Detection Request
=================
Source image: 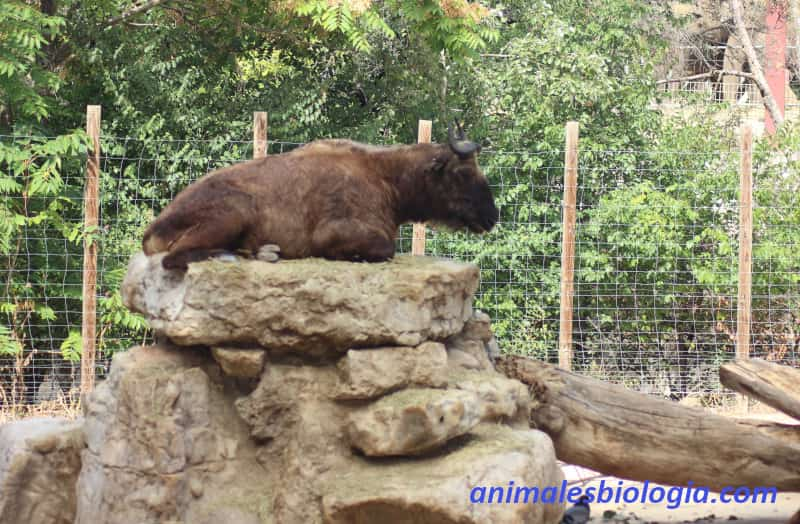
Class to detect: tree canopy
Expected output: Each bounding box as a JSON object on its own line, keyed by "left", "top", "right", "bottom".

{"left": 3, "top": 0, "right": 800, "bottom": 404}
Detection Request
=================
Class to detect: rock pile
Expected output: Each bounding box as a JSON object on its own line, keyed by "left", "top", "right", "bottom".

{"left": 0, "top": 253, "right": 564, "bottom": 524}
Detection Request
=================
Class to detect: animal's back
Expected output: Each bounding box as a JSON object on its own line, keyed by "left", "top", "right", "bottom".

{"left": 142, "top": 141, "right": 387, "bottom": 260}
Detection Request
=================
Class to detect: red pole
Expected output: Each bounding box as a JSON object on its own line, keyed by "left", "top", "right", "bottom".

{"left": 765, "top": 0, "right": 787, "bottom": 134}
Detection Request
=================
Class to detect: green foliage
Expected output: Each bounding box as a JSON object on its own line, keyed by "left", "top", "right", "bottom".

{"left": 0, "top": 2, "right": 64, "bottom": 123}
{"left": 59, "top": 331, "right": 82, "bottom": 362}
{"left": 0, "top": 3, "right": 90, "bottom": 402}
{"left": 4, "top": 0, "right": 800, "bottom": 404}
{"left": 461, "top": 0, "right": 664, "bottom": 152}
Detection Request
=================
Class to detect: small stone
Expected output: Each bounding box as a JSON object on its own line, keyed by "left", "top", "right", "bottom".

{"left": 463, "top": 310, "right": 493, "bottom": 342}
{"left": 347, "top": 388, "right": 481, "bottom": 456}
{"left": 211, "top": 347, "right": 266, "bottom": 378}
{"left": 446, "top": 312, "right": 496, "bottom": 372}
{"left": 449, "top": 369, "right": 529, "bottom": 422}
{"left": 256, "top": 244, "right": 280, "bottom": 263}
{"left": 189, "top": 476, "right": 204, "bottom": 498}
{"left": 335, "top": 342, "right": 448, "bottom": 400}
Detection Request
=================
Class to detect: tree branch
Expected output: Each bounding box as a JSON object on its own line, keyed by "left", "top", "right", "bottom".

{"left": 657, "top": 69, "right": 755, "bottom": 85}
{"left": 102, "top": 0, "right": 173, "bottom": 29}
{"left": 730, "top": 0, "right": 785, "bottom": 128}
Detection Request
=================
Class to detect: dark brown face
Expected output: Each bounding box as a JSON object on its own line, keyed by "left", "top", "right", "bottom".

{"left": 437, "top": 155, "right": 499, "bottom": 234}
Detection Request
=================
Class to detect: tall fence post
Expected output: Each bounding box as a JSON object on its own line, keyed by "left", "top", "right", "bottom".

{"left": 412, "top": 119, "right": 432, "bottom": 256}
{"left": 559, "top": 121, "right": 579, "bottom": 370}
{"left": 81, "top": 105, "right": 101, "bottom": 395}
{"left": 737, "top": 122, "right": 754, "bottom": 367}
{"left": 254, "top": 111, "right": 268, "bottom": 159}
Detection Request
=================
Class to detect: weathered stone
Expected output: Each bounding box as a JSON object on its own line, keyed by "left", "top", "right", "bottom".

{"left": 334, "top": 342, "right": 448, "bottom": 400}
{"left": 446, "top": 348, "right": 483, "bottom": 370}
{"left": 211, "top": 347, "right": 266, "bottom": 378}
{"left": 446, "top": 330, "right": 494, "bottom": 372}
{"left": 38, "top": 253, "right": 566, "bottom": 524}
{"left": 347, "top": 388, "right": 481, "bottom": 456}
{"left": 323, "top": 424, "right": 565, "bottom": 524}
{"left": 122, "top": 252, "right": 478, "bottom": 356}
{"left": 485, "top": 336, "right": 501, "bottom": 361}
{"left": 463, "top": 310, "right": 493, "bottom": 342}
{"left": 75, "top": 345, "right": 273, "bottom": 524}
{"left": 449, "top": 368, "right": 529, "bottom": 423}
{"left": 234, "top": 362, "right": 342, "bottom": 441}
{"left": 233, "top": 361, "right": 355, "bottom": 524}
{"left": 0, "top": 417, "right": 83, "bottom": 524}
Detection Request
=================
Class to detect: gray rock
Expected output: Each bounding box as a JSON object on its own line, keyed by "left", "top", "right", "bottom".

{"left": 123, "top": 252, "right": 479, "bottom": 356}
{"left": 0, "top": 417, "right": 83, "bottom": 524}
{"left": 464, "top": 309, "right": 494, "bottom": 342}
{"left": 445, "top": 311, "right": 497, "bottom": 372}
{"left": 58, "top": 255, "right": 563, "bottom": 524}
{"left": 449, "top": 368, "right": 529, "bottom": 423}
{"left": 334, "top": 342, "right": 448, "bottom": 400}
{"left": 75, "top": 345, "right": 273, "bottom": 524}
{"left": 346, "top": 388, "right": 482, "bottom": 456}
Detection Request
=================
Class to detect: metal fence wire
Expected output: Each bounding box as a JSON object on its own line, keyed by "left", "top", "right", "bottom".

{"left": 1, "top": 133, "right": 799, "bottom": 409}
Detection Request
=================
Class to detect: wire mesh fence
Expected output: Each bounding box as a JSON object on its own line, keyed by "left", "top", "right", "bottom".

{"left": 2, "top": 130, "right": 799, "bottom": 411}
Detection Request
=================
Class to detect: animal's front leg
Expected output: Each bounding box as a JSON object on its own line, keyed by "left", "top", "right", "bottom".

{"left": 311, "top": 220, "right": 395, "bottom": 262}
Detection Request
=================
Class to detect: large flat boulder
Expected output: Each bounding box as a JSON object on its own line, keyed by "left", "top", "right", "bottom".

{"left": 322, "top": 424, "right": 565, "bottom": 524}
{"left": 122, "top": 252, "right": 479, "bottom": 356}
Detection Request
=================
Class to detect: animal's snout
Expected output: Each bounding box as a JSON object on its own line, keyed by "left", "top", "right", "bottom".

{"left": 486, "top": 203, "right": 499, "bottom": 230}
{"left": 479, "top": 201, "right": 499, "bottom": 232}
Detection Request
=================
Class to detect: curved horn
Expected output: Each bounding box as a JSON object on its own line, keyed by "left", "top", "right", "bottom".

{"left": 448, "top": 120, "right": 480, "bottom": 158}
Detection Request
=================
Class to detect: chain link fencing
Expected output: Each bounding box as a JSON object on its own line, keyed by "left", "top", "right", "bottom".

{"left": 2, "top": 133, "right": 798, "bottom": 412}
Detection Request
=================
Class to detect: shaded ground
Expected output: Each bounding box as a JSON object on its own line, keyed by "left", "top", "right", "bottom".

{"left": 561, "top": 468, "right": 797, "bottom": 524}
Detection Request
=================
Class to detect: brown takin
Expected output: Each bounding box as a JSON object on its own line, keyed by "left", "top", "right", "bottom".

{"left": 142, "top": 124, "right": 499, "bottom": 270}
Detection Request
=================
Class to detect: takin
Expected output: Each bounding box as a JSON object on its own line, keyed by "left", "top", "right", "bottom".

{"left": 142, "top": 125, "right": 499, "bottom": 270}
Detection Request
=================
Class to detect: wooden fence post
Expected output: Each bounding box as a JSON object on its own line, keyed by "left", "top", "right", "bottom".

{"left": 254, "top": 111, "right": 268, "bottom": 159}
{"left": 737, "top": 122, "right": 754, "bottom": 371}
{"left": 558, "top": 121, "right": 579, "bottom": 370}
{"left": 412, "top": 120, "right": 432, "bottom": 256}
{"left": 81, "top": 105, "right": 101, "bottom": 395}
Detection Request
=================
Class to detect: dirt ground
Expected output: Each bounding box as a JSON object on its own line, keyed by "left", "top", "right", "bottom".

{"left": 561, "top": 466, "right": 799, "bottom": 523}
{"left": 560, "top": 409, "right": 799, "bottom": 524}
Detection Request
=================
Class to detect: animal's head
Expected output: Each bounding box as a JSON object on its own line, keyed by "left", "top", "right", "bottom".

{"left": 428, "top": 122, "right": 499, "bottom": 234}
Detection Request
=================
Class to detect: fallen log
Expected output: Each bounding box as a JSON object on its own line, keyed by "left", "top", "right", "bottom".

{"left": 720, "top": 358, "right": 800, "bottom": 421}
{"left": 496, "top": 355, "right": 800, "bottom": 492}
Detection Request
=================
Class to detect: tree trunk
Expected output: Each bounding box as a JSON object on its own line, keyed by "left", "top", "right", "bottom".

{"left": 496, "top": 355, "right": 800, "bottom": 492}
{"left": 720, "top": 358, "right": 800, "bottom": 421}
{"left": 730, "top": 0, "right": 785, "bottom": 128}
{"left": 790, "top": 0, "right": 800, "bottom": 80}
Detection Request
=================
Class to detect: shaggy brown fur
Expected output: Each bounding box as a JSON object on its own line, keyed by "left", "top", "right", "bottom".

{"left": 142, "top": 138, "right": 499, "bottom": 269}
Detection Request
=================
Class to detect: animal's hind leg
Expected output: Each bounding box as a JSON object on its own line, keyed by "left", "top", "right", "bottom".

{"left": 161, "top": 218, "right": 246, "bottom": 270}
{"left": 311, "top": 220, "right": 395, "bottom": 262}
